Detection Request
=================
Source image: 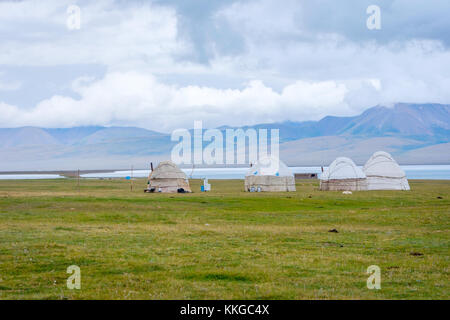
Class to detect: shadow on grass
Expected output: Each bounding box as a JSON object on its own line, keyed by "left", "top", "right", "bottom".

{"left": 181, "top": 272, "right": 254, "bottom": 283}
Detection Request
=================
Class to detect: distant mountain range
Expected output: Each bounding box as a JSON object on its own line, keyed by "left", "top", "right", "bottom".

{"left": 0, "top": 103, "right": 449, "bottom": 171}
{"left": 231, "top": 103, "right": 450, "bottom": 143}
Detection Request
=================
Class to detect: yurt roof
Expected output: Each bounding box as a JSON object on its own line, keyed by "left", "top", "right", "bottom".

{"left": 246, "top": 156, "right": 293, "bottom": 177}
{"left": 363, "top": 151, "right": 406, "bottom": 178}
{"left": 320, "top": 157, "right": 366, "bottom": 180}
{"left": 150, "top": 161, "right": 187, "bottom": 180}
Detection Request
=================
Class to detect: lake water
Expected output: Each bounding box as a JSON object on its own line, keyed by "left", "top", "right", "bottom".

{"left": 0, "top": 174, "right": 64, "bottom": 180}
{"left": 1, "top": 165, "right": 449, "bottom": 180}
{"left": 80, "top": 165, "right": 450, "bottom": 180}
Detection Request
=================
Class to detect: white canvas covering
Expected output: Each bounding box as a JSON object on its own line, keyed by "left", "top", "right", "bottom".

{"left": 245, "top": 157, "right": 296, "bottom": 192}
{"left": 147, "top": 160, "right": 191, "bottom": 193}
{"left": 363, "top": 151, "right": 410, "bottom": 190}
{"left": 320, "top": 157, "right": 367, "bottom": 191}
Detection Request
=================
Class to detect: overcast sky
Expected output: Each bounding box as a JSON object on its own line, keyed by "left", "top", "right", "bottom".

{"left": 1, "top": 0, "right": 450, "bottom": 131}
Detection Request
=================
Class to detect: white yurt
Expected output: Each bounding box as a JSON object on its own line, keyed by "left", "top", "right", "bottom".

{"left": 363, "top": 151, "right": 410, "bottom": 190}
{"left": 320, "top": 157, "right": 367, "bottom": 191}
{"left": 245, "top": 156, "right": 296, "bottom": 192}
{"left": 146, "top": 161, "right": 191, "bottom": 193}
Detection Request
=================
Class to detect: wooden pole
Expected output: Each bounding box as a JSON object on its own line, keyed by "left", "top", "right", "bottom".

{"left": 131, "top": 165, "right": 133, "bottom": 192}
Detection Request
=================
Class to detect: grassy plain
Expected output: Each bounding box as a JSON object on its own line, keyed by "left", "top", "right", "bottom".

{"left": 0, "top": 178, "right": 448, "bottom": 299}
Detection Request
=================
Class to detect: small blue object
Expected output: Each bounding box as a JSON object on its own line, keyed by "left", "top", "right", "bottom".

{"left": 275, "top": 172, "right": 279, "bottom": 176}
{"left": 125, "top": 176, "right": 131, "bottom": 180}
{"left": 254, "top": 171, "right": 258, "bottom": 175}
{"left": 201, "top": 185, "right": 205, "bottom": 192}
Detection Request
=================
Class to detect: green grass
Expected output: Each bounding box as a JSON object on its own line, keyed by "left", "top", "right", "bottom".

{"left": 0, "top": 178, "right": 448, "bottom": 299}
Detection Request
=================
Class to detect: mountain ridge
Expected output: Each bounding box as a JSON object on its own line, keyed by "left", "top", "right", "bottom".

{"left": 0, "top": 103, "right": 449, "bottom": 170}
{"left": 1, "top": 103, "right": 449, "bottom": 146}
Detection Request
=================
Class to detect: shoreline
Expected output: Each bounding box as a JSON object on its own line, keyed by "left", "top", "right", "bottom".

{"left": 0, "top": 169, "right": 119, "bottom": 178}
{"left": 2, "top": 163, "right": 450, "bottom": 175}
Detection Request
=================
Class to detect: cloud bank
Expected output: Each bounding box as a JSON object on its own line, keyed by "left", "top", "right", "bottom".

{"left": 0, "top": 0, "right": 450, "bottom": 130}
{"left": 0, "top": 72, "right": 354, "bottom": 131}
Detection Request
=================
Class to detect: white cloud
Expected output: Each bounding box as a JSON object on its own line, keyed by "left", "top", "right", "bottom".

{"left": 0, "top": 72, "right": 360, "bottom": 131}
{"left": 0, "top": 0, "right": 189, "bottom": 70}
{"left": 1, "top": 0, "right": 450, "bottom": 131}
{"left": 210, "top": 0, "right": 450, "bottom": 109}
{"left": 216, "top": 0, "right": 303, "bottom": 38}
